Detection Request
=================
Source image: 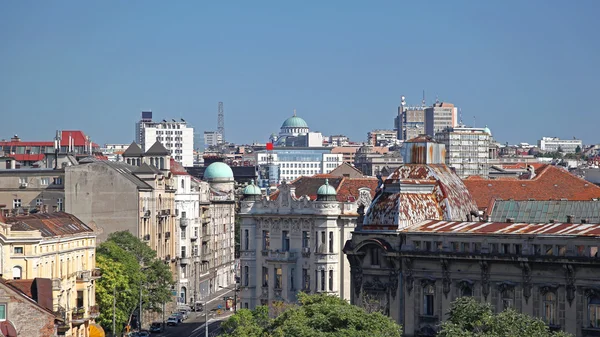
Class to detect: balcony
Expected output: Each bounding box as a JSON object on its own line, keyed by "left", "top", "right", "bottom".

{"left": 72, "top": 307, "right": 88, "bottom": 324}
{"left": 52, "top": 278, "right": 62, "bottom": 291}
{"left": 202, "top": 226, "right": 210, "bottom": 236}
{"left": 180, "top": 218, "right": 189, "bottom": 227}
{"left": 91, "top": 268, "right": 102, "bottom": 279}
{"left": 180, "top": 257, "right": 190, "bottom": 265}
{"left": 190, "top": 233, "right": 198, "bottom": 241}
{"left": 165, "top": 232, "right": 171, "bottom": 240}
{"left": 265, "top": 250, "right": 297, "bottom": 263}
{"left": 142, "top": 210, "right": 151, "bottom": 218}
{"left": 76, "top": 271, "right": 91, "bottom": 283}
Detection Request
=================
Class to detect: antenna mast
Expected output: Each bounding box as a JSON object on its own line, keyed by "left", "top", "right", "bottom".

{"left": 422, "top": 90, "right": 426, "bottom": 106}
{"left": 217, "top": 102, "right": 225, "bottom": 145}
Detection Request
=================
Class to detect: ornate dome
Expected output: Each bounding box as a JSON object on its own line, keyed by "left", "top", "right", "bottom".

{"left": 243, "top": 179, "right": 262, "bottom": 195}
{"left": 203, "top": 162, "right": 234, "bottom": 180}
{"left": 281, "top": 116, "right": 309, "bottom": 129}
{"left": 317, "top": 179, "right": 337, "bottom": 196}
{"left": 483, "top": 125, "right": 492, "bottom": 136}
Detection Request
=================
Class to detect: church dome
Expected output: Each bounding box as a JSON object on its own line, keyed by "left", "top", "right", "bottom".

{"left": 281, "top": 116, "right": 309, "bottom": 129}
{"left": 483, "top": 125, "right": 492, "bottom": 136}
{"left": 203, "top": 162, "right": 234, "bottom": 181}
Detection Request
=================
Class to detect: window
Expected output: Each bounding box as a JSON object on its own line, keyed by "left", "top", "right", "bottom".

{"left": 423, "top": 285, "right": 435, "bottom": 316}
{"left": 12, "top": 199, "right": 21, "bottom": 209}
{"left": 53, "top": 177, "right": 63, "bottom": 185}
{"left": 302, "top": 231, "right": 310, "bottom": 248}
{"left": 489, "top": 243, "right": 498, "bottom": 254}
{"left": 290, "top": 268, "right": 295, "bottom": 290}
{"left": 13, "top": 247, "right": 23, "bottom": 254}
{"left": 181, "top": 228, "right": 186, "bottom": 239}
{"left": 302, "top": 269, "right": 310, "bottom": 290}
{"left": 19, "top": 177, "right": 27, "bottom": 185}
{"left": 501, "top": 288, "right": 514, "bottom": 310}
{"left": 545, "top": 245, "right": 554, "bottom": 256}
{"left": 262, "top": 267, "right": 268, "bottom": 287}
{"left": 12, "top": 266, "right": 22, "bottom": 280}
{"left": 328, "top": 270, "right": 333, "bottom": 291}
{"left": 244, "top": 266, "right": 249, "bottom": 286}
{"left": 181, "top": 246, "right": 186, "bottom": 258}
{"left": 36, "top": 198, "right": 43, "bottom": 206}
{"left": 0, "top": 304, "right": 5, "bottom": 321}
{"left": 262, "top": 231, "right": 270, "bottom": 251}
{"left": 514, "top": 244, "right": 522, "bottom": 255}
{"left": 244, "top": 230, "right": 249, "bottom": 250}
{"left": 40, "top": 177, "right": 50, "bottom": 185}
{"left": 558, "top": 245, "right": 567, "bottom": 256}
{"left": 321, "top": 270, "right": 325, "bottom": 291}
{"left": 414, "top": 241, "right": 422, "bottom": 250}
{"left": 502, "top": 244, "right": 510, "bottom": 254}
{"left": 275, "top": 268, "right": 282, "bottom": 289}
{"left": 589, "top": 296, "right": 600, "bottom": 328}
{"left": 543, "top": 292, "right": 557, "bottom": 325}
{"left": 328, "top": 231, "right": 334, "bottom": 253}
{"left": 57, "top": 198, "right": 63, "bottom": 211}
{"left": 370, "top": 248, "right": 380, "bottom": 266}
{"left": 282, "top": 231, "right": 290, "bottom": 252}
{"left": 461, "top": 285, "right": 473, "bottom": 297}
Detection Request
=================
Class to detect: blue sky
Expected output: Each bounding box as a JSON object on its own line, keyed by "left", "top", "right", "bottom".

{"left": 1, "top": 0, "right": 599, "bottom": 147}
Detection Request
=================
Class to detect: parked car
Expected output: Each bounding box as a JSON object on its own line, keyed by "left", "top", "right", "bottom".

{"left": 178, "top": 310, "right": 189, "bottom": 320}
{"left": 138, "top": 331, "right": 150, "bottom": 337}
{"left": 149, "top": 322, "right": 164, "bottom": 333}
{"left": 173, "top": 312, "right": 184, "bottom": 322}
{"left": 166, "top": 316, "right": 179, "bottom": 326}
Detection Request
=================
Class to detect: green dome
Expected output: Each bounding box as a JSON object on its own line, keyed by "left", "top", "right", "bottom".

{"left": 317, "top": 179, "right": 337, "bottom": 196}
{"left": 243, "top": 179, "right": 262, "bottom": 195}
{"left": 203, "top": 162, "right": 234, "bottom": 180}
{"left": 483, "top": 125, "right": 492, "bottom": 136}
{"left": 281, "top": 116, "right": 308, "bottom": 129}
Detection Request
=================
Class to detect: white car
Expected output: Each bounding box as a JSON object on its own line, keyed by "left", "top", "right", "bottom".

{"left": 167, "top": 316, "right": 179, "bottom": 326}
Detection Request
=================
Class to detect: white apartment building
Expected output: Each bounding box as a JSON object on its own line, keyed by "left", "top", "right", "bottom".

{"left": 255, "top": 149, "right": 343, "bottom": 183}
{"left": 425, "top": 102, "right": 458, "bottom": 136}
{"left": 204, "top": 131, "right": 223, "bottom": 148}
{"left": 538, "top": 137, "right": 583, "bottom": 154}
{"left": 328, "top": 135, "right": 350, "bottom": 147}
{"left": 434, "top": 125, "right": 492, "bottom": 178}
{"left": 100, "top": 143, "right": 130, "bottom": 162}
{"left": 238, "top": 177, "right": 376, "bottom": 309}
{"left": 135, "top": 111, "right": 194, "bottom": 167}
{"left": 367, "top": 130, "right": 397, "bottom": 146}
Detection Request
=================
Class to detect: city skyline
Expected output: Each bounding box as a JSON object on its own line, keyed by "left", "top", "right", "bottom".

{"left": 1, "top": 1, "right": 599, "bottom": 146}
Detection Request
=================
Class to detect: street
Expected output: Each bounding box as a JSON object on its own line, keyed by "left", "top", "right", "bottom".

{"left": 151, "top": 289, "right": 234, "bottom": 337}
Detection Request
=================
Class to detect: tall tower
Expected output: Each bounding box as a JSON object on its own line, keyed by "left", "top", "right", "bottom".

{"left": 217, "top": 102, "right": 225, "bottom": 144}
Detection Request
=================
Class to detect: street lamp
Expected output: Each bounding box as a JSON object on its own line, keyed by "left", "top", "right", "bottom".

{"left": 218, "top": 285, "right": 239, "bottom": 313}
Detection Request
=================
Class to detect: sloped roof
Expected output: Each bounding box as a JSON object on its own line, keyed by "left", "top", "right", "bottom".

{"left": 0, "top": 278, "right": 56, "bottom": 319}
{"left": 489, "top": 200, "right": 600, "bottom": 223}
{"left": 404, "top": 219, "right": 600, "bottom": 237}
{"left": 363, "top": 164, "right": 478, "bottom": 230}
{"left": 101, "top": 161, "right": 153, "bottom": 189}
{"left": 270, "top": 176, "right": 378, "bottom": 202}
{"left": 170, "top": 158, "right": 189, "bottom": 175}
{"left": 122, "top": 142, "right": 143, "bottom": 157}
{"left": 145, "top": 141, "right": 169, "bottom": 156}
{"left": 133, "top": 163, "right": 162, "bottom": 175}
{"left": 464, "top": 165, "right": 600, "bottom": 212}
{"left": 328, "top": 162, "right": 365, "bottom": 178}
{"left": 4, "top": 212, "right": 94, "bottom": 237}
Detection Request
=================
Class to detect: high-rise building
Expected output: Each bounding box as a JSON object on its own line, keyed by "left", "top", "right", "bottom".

{"left": 135, "top": 111, "right": 194, "bottom": 167}
{"left": 203, "top": 131, "right": 223, "bottom": 148}
{"left": 398, "top": 105, "right": 426, "bottom": 141}
{"left": 435, "top": 125, "right": 492, "bottom": 178}
{"left": 424, "top": 102, "right": 458, "bottom": 136}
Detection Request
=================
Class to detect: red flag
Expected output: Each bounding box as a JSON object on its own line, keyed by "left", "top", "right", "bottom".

{"left": 266, "top": 142, "right": 274, "bottom": 150}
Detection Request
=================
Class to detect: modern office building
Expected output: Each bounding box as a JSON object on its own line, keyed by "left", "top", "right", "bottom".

{"left": 255, "top": 149, "right": 343, "bottom": 184}
{"left": 424, "top": 102, "right": 458, "bottom": 137}
{"left": 538, "top": 137, "right": 583, "bottom": 154}
{"left": 135, "top": 111, "right": 194, "bottom": 167}
{"left": 204, "top": 131, "right": 223, "bottom": 148}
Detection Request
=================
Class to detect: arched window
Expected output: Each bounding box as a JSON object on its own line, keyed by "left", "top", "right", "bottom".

{"left": 244, "top": 266, "right": 249, "bottom": 286}
{"left": 136, "top": 158, "right": 141, "bottom": 166}
{"left": 180, "top": 287, "right": 187, "bottom": 304}
{"left": 423, "top": 284, "right": 435, "bottom": 316}
{"left": 12, "top": 266, "right": 22, "bottom": 280}
{"left": 501, "top": 288, "right": 514, "bottom": 310}
{"left": 160, "top": 157, "right": 165, "bottom": 170}
{"left": 589, "top": 295, "right": 600, "bottom": 328}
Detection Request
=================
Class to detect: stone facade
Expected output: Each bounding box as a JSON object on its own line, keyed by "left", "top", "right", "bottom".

{"left": 238, "top": 180, "right": 375, "bottom": 309}
{"left": 0, "top": 168, "right": 65, "bottom": 215}
{"left": 0, "top": 278, "right": 57, "bottom": 337}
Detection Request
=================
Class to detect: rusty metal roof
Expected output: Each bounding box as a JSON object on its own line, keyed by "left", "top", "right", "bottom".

{"left": 489, "top": 200, "right": 600, "bottom": 224}
{"left": 363, "top": 164, "right": 478, "bottom": 230}
{"left": 4, "top": 212, "right": 94, "bottom": 237}
{"left": 403, "top": 220, "right": 600, "bottom": 237}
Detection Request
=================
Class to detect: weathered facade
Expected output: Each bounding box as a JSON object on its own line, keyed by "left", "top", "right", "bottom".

{"left": 239, "top": 176, "right": 377, "bottom": 309}
{"left": 0, "top": 168, "right": 65, "bottom": 215}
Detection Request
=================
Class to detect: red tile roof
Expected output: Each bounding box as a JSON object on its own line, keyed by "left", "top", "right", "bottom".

{"left": 463, "top": 165, "right": 600, "bottom": 212}
{"left": 405, "top": 220, "right": 600, "bottom": 236}
{"left": 3, "top": 212, "right": 94, "bottom": 237}
{"left": 270, "top": 176, "right": 378, "bottom": 202}
{"left": 6, "top": 280, "right": 34, "bottom": 298}
{"left": 170, "top": 158, "right": 189, "bottom": 175}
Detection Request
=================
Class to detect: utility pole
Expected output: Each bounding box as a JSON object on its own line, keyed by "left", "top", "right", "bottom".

{"left": 139, "top": 280, "right": 143, "bottom": 331}
{"left": 113, "top": 286, "right": 116, "bottom": 336}
{"left": 205, "top": 303, "right": 209, "bottom": 337}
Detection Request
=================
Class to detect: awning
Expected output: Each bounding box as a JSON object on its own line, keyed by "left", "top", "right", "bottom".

{"left": 90, "top": 323, "right": 106, "bottom": 337}
{"left": 0, "top": 321, "right": 17, "bottom": 337}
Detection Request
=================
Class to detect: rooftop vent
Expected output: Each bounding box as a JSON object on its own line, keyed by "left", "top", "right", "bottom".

{"left": 506, "top": 218, "right": 515, "bottom": 223}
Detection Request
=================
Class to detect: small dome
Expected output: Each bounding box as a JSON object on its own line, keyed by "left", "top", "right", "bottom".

{"left": 483, "top": 125, "right": 492, "bottom": 136}
{"left": 281, "top": 116, "right": 309, "bottom": 129}
{"left": 317, "top": 179, "right": 337, "bottom": 196}
{"left": 203, "top": 162, "right": 234, "bottom": 180}
{"left": 243, "top": 179, "right": 262, "bottom": 195}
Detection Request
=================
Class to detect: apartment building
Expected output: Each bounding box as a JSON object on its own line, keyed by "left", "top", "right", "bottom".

{"left": 135, "top": 111, "right": 195, "bottom": 167}
{"left": 238, "top": 176, "right": 378, "bottom": 309}
{"left": 0, "top": 212, "right": 99, "bottom": 336}
{"left": 255, "top": 149, "right": 343, "bottom": 183}
{"left": 538, "top": 137, "right": 583, "bottom": 154}
{"left": 204, "top": 131, "right": 223, "bottom": 148}
{"left": 424, "top": 102, "right": 458, "bottom": 136}
{"left": 0, "top": 168, "right": 65, "bottom": 215}
{"left": 367, "top": 130, "right": 397, "bottom": 147}
{"left": 434, "top": 126, "right": 493, "bottom": 178}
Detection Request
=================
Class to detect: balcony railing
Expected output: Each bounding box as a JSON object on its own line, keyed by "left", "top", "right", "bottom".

{"left": 91, "top": 268, "right": 102, "bottom": 279}
{"left": 265, "top": 250, "right": 297, "bottom": 263}
{"left": 190, "top": 233, "right": 198, "bottom": 240}
{"left": 180, "top": 218, "right": 189, "bottom": 227}
{"left": 76, "top": 270, "right": 91, "bottom": 282}
{"left": 180, "top": 257, "right": 190, "bottom": 265}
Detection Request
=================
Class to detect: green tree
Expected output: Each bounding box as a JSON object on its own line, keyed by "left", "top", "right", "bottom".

{"left": 95, "top": 231, "right": 174, "bottom": 334}
{"left": 221, "top": 293, "right": 403, "bottom": 337}
{"left": 438, "top": 297, "right": 572, "bottom": 337}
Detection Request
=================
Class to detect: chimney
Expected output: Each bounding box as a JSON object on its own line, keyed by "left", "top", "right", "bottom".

{"left": 567, "top": 215, "right": 573, "bottom": 223}
{"left": 582, "top": 218, "right": 588, "bottom": 224}
{"left": 10, "top": 135, "right": 20, "bottom": 142}
{"left": 506, "top": 218, "right": 514, "bottom": 223}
